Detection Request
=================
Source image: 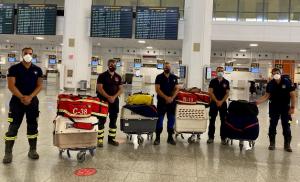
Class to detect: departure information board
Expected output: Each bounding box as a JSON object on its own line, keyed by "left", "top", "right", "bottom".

{"left": 91, "top": 6, "right": 132, "bottom": 38}
{"left": 135, "top": 7, "right": 179, "bottom": 40}
{"left": 0, "top": 4, "right": 14, "bottom": 34}
{"left": 17, "top": 4, "right": 57, "bottom": 35}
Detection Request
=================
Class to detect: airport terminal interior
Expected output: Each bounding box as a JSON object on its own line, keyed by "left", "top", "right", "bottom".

{"left": 0, "top": 0, "right": 300, "bottom": 181}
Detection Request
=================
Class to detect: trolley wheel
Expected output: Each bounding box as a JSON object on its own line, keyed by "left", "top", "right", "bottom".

{"left": 59, "top": 149, "right": 64, "bottom": 156}
{"left": 181, "top": 134, "right": 184, "bottom": 139}
{"left": 239, "top": 144, "right": 243, "bottom": 151}
{"left": 67, "top": 150, "right": 71, "bottom": 158}
{"left": 231, "top": 140, "right": 233, "bottom": 145}
{"left": 197, "top": 134, "right": 201, "bottom": 140}
{"left": 188, "top": 137, "right": 194, "bottom": 144}
{"left": 137, "top": 136, "right": 144, "bottom": 145}
{"left": 77, "top": 151, "right": 86, "bottom": 163}
{"left": 150, "top": 133, "right": 154, "bottom": 140}
{"left": 129, "top": 135, "right": 132, "bottom": 141}
{"left": 249, "top": 141, "right": 255, "bottom": 148}
{"left": 126, "top": 135, "right": 129, "bottom": 140}
{"left": 175, "top": 134, "right": 179, "bottom": 139}
{"left": 89, "top": 149, "right": 95, "bottom": 157}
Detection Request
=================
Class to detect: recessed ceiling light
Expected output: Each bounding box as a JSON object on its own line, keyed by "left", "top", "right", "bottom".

{"left": 97, "top": 43, "right": 101, "bottom": 46}
{"left": 35, "top": 37, "right": 44, "bottom": 40}
{"left": 11, "top": 50, "right": 17, "bottom": 53}
{"left": 138, "top": 40, "right": 146, "bottom": 44}
{"left": 239, "top": 49, "right": 247, "bottom": 52}
{"left": 250, "top": 43, "right": 258, "bottom": 47}
{"left": 146, "top": 46, "right": 153, "bottom": 49}
{"left": 236, "top": 63, "right": 241, "bottom": 66}
{"left": 60, "top": 43, "right": 63, "bottom": 46}
{"left": 6, "top": 40, "right": 10, "bottom": 43}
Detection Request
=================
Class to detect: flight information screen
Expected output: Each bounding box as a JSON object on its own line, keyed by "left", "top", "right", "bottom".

{"left": 135, "top": 7, "right": 179, "bottom": 40}
{"left": 17, "top": 4, "right": 57, "bottom": 35}
{"left": 91, "top": 6, "right": 133, "bottom": 38}
{"left": 0, "top": 4, "right": 14, "bottom": 34}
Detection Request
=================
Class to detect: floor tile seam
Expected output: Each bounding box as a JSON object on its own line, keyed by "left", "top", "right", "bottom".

{"left": 125, "top": 170, "right": 197, "bottom": 178}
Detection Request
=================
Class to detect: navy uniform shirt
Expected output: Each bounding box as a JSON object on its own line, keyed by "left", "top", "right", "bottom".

{"left": 155, "top": 73, "right": 178, "bottom": 103}
{"left": 266, "top": 78, "right": 295, "bottom": 107}
{"left": 7, "top": 63, "right": 43, "bottom": 96}
{"left": 96, "top": 70, "right": 122, "bottom": 101}
{"left": 209, "top": 77, "right": 230, "bottom": 101}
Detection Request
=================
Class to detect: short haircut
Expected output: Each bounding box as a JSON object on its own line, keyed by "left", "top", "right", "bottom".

{"left": 164, "top": 62, "right": 170, "bottom": 66}
{"left": 107, "top": 59, "right": 116, "bottom": 65}
{"left": 22, "top": 47, "right": 33, "bottom": 54}
{"left": 271, "top": 68, "right": 281, "bottom": 74}
{"left": 216, "top": 66, "right": 224, "bottom": 71}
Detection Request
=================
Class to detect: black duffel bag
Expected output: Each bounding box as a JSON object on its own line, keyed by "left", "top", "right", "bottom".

{"left": 228, "top": 100, "right": 259, "bottom": 117}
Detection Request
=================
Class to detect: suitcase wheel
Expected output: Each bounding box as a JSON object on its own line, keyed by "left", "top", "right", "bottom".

{"left": 249, "top": 141, "right": 255, "bottom": 148}
{"left": 77, "top": 151, "right": 86, "bottom": 163}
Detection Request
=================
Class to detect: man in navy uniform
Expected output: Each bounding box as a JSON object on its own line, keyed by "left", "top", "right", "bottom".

{"left": 154, "top": 62, "right": 180, "bottom": 145}
{"left": 256, "top": 68, "right": 296, "bottom": 152}
{"left": 96, "top": 59, "right": 123, "bottom": 147}
{"left": 207, "top": 67, "right": 230, "bottom": 145}
{"left": 3, "top": 47, "right": 43, "bottom": 164}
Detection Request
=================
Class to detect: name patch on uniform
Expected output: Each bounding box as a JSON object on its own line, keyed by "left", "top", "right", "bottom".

{"left": 223, "top": 84, "right": 227, "bottom": 88}
{"left": 282, "top": 85, "right": 286, "bottom": 89}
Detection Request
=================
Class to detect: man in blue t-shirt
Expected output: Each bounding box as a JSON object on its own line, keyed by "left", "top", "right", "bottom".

{"left": 256, "top": 68, "right": 296, "bottom": 152}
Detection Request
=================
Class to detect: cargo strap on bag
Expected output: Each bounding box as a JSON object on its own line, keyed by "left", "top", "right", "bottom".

{"left": 225, "top": 121, "right": 259, "bottom": 133}
{"left": 68, "top": 117, "right": 98, "bottom": 130}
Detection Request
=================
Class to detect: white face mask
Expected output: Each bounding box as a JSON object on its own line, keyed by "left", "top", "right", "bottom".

{"left": 273, "top": 74, "right": 281, "bottom": 80}
{"left": 23, "top": 54, "right": 32, "bottom": 63}
{"left": 217, "top": 72, "right": 224, "bottom": 78}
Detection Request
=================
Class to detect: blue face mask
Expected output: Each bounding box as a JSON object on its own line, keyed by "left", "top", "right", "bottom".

{"left": 217, "top": 72, "right": 224, "bottom": 77}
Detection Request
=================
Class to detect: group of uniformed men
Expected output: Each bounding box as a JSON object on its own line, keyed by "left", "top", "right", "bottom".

{"left": 2, "top": 48, "right": 296, "bottom": 164}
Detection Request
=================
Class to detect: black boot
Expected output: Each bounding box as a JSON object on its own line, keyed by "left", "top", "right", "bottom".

{"left": 268, "top": 135, "right": 275, "bottom": 150}
{"left": 3, "top": 140, "right": 14, "bottom": 164}
{"left": 284, "top": 136, "right": 292, "bottom": 152}
{"left": 167, "top": 128, "right": 176, "bottom": 145}
{"left": 153, "top": 128, "right": 162, "bottom": 145}
{"left": 28, "top": 139, "right": 39, "bottom": 160}
{"left": 108, "top": 136, "right": 119, "bottom": 146}
{"left": 108, "top": 128, "right": 119, "bottom": 146}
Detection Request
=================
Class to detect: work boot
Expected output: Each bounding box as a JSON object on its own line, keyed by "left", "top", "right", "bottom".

{"left": 3, "top": 140, "right": 15, "bottom": 164}
{"left": 153, "top": 128, "right": 162, "bottom": 145}
{"left": 284, "top": 136, "right": 292, "bottom": 152}
{"left": 207, "top": 138, "right": 214, "bottom": 144}
{"left": 268, "top": 135, "right": 275, "bottom": 150}
{"left": 167, "top": 128, "right": 176, "bottom": 145}
{"left": 108, "top": 136, "right": 119, "bottom": 146}
{"left": 97, "top": 140, "right": 103, "bottom": 148}
{"left": 28, "top": 139, "right": 39, "bottom": 160}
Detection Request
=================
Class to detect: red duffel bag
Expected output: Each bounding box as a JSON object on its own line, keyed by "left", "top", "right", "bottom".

{"left": 176, "top": 91, "right": 198, "bottom": 104}
{"left": 194, "top": 91, "right": 210, "bottom": 105}
{"left": 57, "top": 94, "right": 108, "bottom": 118}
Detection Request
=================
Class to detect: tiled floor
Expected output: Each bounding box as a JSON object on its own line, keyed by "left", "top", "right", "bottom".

{"left": 0, "top": 80, "right": 299, "bottom": 182}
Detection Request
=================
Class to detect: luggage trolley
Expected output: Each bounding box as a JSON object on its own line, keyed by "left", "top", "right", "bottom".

{"left": 53, "top": 116, "right": 98, "bottom": 162}
{"left": 175, "top": 104, "right": 209, "bottom": 143}
{"left": 120, "top": 107, "right": 157, "bottom": 145}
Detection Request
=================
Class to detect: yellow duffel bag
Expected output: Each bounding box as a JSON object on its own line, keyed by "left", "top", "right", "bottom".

{"left": 126, "top": 93, "right": 153, "bottom": 105}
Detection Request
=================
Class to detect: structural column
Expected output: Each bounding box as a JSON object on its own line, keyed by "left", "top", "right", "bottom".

{"left": 182, "top": 0, "right": 213, "bottom": 89}
{"left": 62, "top": 0, "right": 92, "bottom": 90}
